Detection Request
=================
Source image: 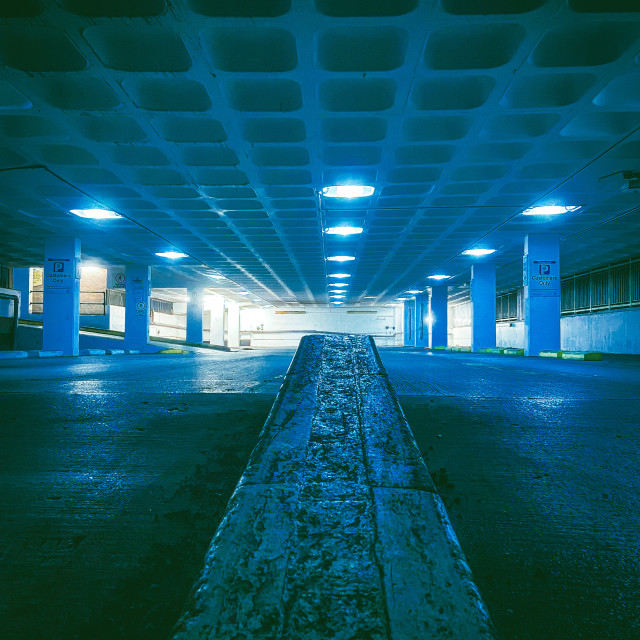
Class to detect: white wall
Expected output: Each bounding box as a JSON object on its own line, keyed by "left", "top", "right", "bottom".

{"left": 241, "top": 306, "right": 400, "bottom": 347}
{"left": 448, "top": 302, "right": 472, "bottom": 347}
{"left": 561, "top": 307, "right": 640, "bottom": 354}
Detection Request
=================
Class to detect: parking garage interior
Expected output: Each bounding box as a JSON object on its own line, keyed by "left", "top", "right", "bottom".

{"left": 1, "top": 2, "right": 639, "bottom": 639}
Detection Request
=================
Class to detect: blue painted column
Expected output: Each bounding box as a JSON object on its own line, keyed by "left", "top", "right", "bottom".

{"left": 470, "top": 263, "right": 496, "bottom": 352}
{"left": 523, "top": 233, "right": 561, "bottom": 356}
{"left": 43, "top": 237, "right": 81, "bottom": 356}
{"left": 186, "top": 286, "right": 203, "bottom": 343}
{"left": 430, "top": 285, "right": 448, "bottom": 348}
{"left": 403, "top": 299, "right": 416, "bottom": 346}
{"left": 414, "top": 294, "right": 430, "bottom": 347}
{"left": 124, "top": 265, "right": 150, "bottom": 347}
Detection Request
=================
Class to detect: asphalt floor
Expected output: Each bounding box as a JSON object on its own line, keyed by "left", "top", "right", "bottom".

{"left": 0, "top": 347, "right": 638, "bottom": 640}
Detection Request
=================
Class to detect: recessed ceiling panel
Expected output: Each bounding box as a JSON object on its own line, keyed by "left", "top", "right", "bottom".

{"left": 424, "top": 24, "right": 525, "bottom": 70}
{"left": 317, "top": 26, "right": 408, "bottom": 72}
{"left": 203, "top": 26, "right": 297, "bottom": 72}
{"left": 318, "top": 78, "right": 396, "bottom": 112}
{"left": 84, "top": 25, "right": 191, "bottom": 72}
{"left": 0, "top": 26, "right": 86, "bottom": 71}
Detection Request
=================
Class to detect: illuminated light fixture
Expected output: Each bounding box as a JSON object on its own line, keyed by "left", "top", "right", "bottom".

{"left": 363, "top": 296, "right": 375, "bottom": 299}
{"left": 205, "top": 273, "right": 225, "bottom": 280}
{"left": 332, "top": 301, "right": 344, "bottom": 305}
{"left": 70, "top": 208, "right": 121, "bottom": 219}
{"left": 321, "top": 185, "right": 374, "bottom": 199}
{"left": 462, "top": 248, "right": 496, "bottom": 257}
{"left": 327, "top": 255, "right": 355, "bottom": 262}
{"left": 328, "top": 273, "right": 351, "bottom": 278}
{"left": 396, "top": 297, "right": 409, "bottom": 301}
{"left": 156, "top": 251, "right": 188, "bottom": 259}
{"left": 330, "top": 293, "right": 346, "bottom": 298}
{"left": 324, "top": 226, "right": 363, "bottom": 236}
{"left": 406, "top": 290, "right": 421, "bottom": 294}
{"left": 238, "top": 291, "right": 249, "bottom": 296}
{"left": 329, "top": 283, "right": 349, "bottom": 287}
{"left": 428, "top": 274, "right": 451, "bottom": 280}
{"left": 520, "top": 205, "right": 580, "bottom": 216}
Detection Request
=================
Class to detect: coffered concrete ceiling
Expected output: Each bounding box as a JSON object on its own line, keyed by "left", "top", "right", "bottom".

{"left": 0, "top": 0, "right": 639, "bottom": 305}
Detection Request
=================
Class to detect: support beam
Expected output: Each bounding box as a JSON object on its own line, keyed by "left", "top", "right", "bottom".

{"left": 43, "top": 237, "right": 81, "bottom": 356}
{"left": 124, "top": 265, "right": 150, "bottom": 348}
{"left": 523, "top": 233, "right": 561, "bottom": 356}
{"left": 430, "top": 285, "right": 448, "bottom": 348}
{"left": 403, "top": 299, "right": 416, "bottom": 346}
{"left": 186, "top": 286, "right": 203, "bottom": 344}
{"left": 471, "top": 263, "right": 496, "bottom": 352}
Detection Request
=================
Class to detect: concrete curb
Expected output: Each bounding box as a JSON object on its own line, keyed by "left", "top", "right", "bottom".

{"left": 80, "top": 349, "right": 106, "bottom": 356}
{"left": 540, "top": 350, "right": 603, "bottom": 360}
{"left": 0, "top": 351, "right": 28, "bottom": 359}
{"left": 27, "top": 350, "right": 63, "bottom": 358}
{"left": 171, "top": 335, "right": 496, "bottom": 640}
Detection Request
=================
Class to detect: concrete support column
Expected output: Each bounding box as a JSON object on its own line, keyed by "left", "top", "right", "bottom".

{"left": 124, "top": 265, "right": 150, "bottom": 348}
{"left": 524, "top": 233, "right": 561, "bottom": 356}
{"left": 403, "top": 299, "right": 416, "bottom": 346}
{"left": 414, "top": 294, "right": 429, "bottom": 347}
{"left": 227, "top": 300, "right": 240, "bottom": 348}
{"left": 429, "top": 285, "right": 448, "bottom": 348}
{"left": 471, "top": 263, "right": 496, "bottom": 352}
{"left": 186, "top": 286, "right": 203, "bottom": 343}
{"left": 208, "top": 293, "right": 225, "bottom": 346}
{"left": 43, "top": 236, "right": 81, "bottom": 356}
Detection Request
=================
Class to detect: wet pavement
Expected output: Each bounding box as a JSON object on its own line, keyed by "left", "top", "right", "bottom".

{"left": 1, "top": 347, "right": 639, "bottom": 639}
{"left": 381, "top": 349, "right": 640, "bottom": 640}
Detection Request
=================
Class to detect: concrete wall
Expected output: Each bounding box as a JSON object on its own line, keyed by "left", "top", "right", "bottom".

{"left": 561, "top": 307, "right": 640, "bottom": 354}
{"left": 448, "top": 302, "right": 471, "bottom": 347}
{"left": 241, "top": 306, "right": 399, "bottom": 347}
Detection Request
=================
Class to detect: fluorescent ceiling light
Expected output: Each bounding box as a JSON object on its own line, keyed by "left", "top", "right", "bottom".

{"left": 332, "top": 301, "right": 344, "bottom": 305}
{"left": 462, "top": 248, "right": 496, "bottom": 256}
{"left": 406, "top": 290, "right": 421, "bottom": 294}
{"left": 327, "top": 255, "right": 355, "bottom": 262}
{"left": 70, "top": 208, "right": 122, "bottom": 219}
{"left": 428, "top": 275, "right": 451, "bottom": 280}
{"left": 156, "top": 251, "right": 188, "bottom": 259}
{"left": 396, "top": 297, "right": 409, "bottom": 301}
{"left": 321, "top": 185, "right": 374, "bottom": 199}
{"left": 330, "top": 293, "right": 346, "bottom": 297}
{"left": 205, "top": 273, "right": 225, "bottom": 280}
{"left": 324, "top": 226, "right": 363, "bottom": 236}
{"left": 328, "top": 273, "right": 351, "bottom": 278}
{"left": 329, "top": 283, "right": 348, "bottom": 287}
{"left": 238, "top": 291, "right": 249, "bottom": 296}
{"left": 520, "top": 205, "right": 580, "bottom": 216}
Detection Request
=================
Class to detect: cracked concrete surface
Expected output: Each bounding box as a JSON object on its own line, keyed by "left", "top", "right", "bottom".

{"left": 172, "top": 335, "right": 494, "bottom": 640}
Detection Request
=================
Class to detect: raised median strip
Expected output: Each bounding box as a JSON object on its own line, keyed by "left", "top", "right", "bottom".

{"left": 171, "top": 334, "right": 495, "bottom": 640}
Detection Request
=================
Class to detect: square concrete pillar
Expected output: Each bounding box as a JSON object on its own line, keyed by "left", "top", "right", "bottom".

{"left": 414, "top": 294, "right": 430, "bottom": 347}
{"left": 429, "top": 285, "right": 448, "bottom": 348}
{"left": 43, "top": 237, "right": 81, "bottom": 356}
{"left": 524, "top": 234, "right": 561, "bottom": 356}
{"left": 207, "top": 293, "right": 225, "bottom": 346}
{"left": 227, "top": 300, "right": 240, "bottom": 348}
{"left": 471, "top": 263, "right": 496, "bottom": 352}
{"left": 403, "top": 299, "right": 416, "bottom": 346}
{"left": 186, "top": 286, "right": 203, "bottom": 343}
{"left": 124, "top": 265, "right": 150, "bottom": 348}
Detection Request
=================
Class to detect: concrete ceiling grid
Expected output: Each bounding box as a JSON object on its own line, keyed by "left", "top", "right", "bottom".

{"left": 0, "top": 1, "right": 638, "bottom": 306}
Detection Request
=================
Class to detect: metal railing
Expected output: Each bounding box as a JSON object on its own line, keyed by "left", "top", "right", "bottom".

{"left": 0, "top": 291, "right": 19, "bottom": 350}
